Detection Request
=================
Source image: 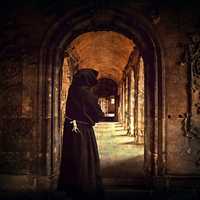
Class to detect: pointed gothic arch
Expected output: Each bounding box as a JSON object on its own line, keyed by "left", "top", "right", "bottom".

{"left": 38, "top": 5, "right": 166, "bottom": 187}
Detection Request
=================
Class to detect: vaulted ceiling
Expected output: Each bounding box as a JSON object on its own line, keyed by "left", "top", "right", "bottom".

{"left": 69, "top": 31, "right": 134, "bottom": 82}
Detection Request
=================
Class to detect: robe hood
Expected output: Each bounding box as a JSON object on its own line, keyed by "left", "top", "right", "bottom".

{"left": 72, "top": 68, "right": 99, "bottom": 87}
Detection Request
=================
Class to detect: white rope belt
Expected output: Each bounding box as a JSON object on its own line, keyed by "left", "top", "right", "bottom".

{"left": 65, "top": 116, "right": 90, "bottom": 134}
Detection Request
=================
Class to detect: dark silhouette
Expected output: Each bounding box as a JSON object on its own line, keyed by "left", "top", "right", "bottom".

{"left": 57, "top": 69, "right": 104, "bottom": 200}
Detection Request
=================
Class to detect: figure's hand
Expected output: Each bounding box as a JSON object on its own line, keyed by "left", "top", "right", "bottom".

{"left": 70, "top": 120, "right": 81, "bottom": 134}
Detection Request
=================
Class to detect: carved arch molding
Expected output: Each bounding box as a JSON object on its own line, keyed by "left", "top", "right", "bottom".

{"left": 38, "top": 5, "right": 165, "bottom": 185}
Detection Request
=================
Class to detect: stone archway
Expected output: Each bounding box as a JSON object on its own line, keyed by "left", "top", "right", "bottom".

{"left": 38, "top": 5, "right": 165, "bottom": 188}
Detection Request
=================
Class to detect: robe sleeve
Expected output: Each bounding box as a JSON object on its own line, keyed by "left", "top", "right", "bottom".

{"left": 82, "top": 88, "right": 104, "bottom": 123}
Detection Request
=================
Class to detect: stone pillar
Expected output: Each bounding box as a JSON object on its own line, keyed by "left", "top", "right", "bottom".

{"left": 61, "top": 57, "right": 72, "bottom": 135}
{"left": 137, "top": 57, "right": 145, "bottom": 144}
{"left": 124, "top": 75, "right": 128, "bottom": 130}
{"left": 0, "top": 44, "right": 38, "bottom": 190}
{"left": 117, "top": 84, "right": 122, "bottom": 122}
{"left": 130, "top": 69, "right": 135, "bottom": 137}
{"left": 134, "top": 64, "right": 139, "bottom": 143}
{"left": 119, "top": 82, "right": 124, "bottom": 124}
{"left": 115, "top": 94, "right": 119, "bottom": 121}
{"left": 122, "top": 77, "right": 126, "bottom": 128}
{"left": 127, "top": 72, "right": 131, "bottom": 135}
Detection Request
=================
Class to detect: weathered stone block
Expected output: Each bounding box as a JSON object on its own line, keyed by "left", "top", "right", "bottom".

{"left": 0, "top": 118, "right": 33, "bottom": 152}
{"left": 0, "top": 152, "right": 31, "bottom": 174}
{"left": 0, "top": 175, "right": 36, "bottom": 191}
{"left": 0, "top": 85, "right": 23, "bottom": 118}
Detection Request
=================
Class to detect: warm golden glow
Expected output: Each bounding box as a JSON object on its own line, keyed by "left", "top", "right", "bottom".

{"left": 69, "top": 31, "right": 134, "bottom": 82}
{"left": 62, "top": 31, "right": 145, "bottom": 179}
{"left": 61, "top": 57, "right": 73, "bottom": 135}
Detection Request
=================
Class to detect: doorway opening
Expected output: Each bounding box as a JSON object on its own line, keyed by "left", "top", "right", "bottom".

{"left": 95, "top": 78, "right": 118, "bottom": 121}
{"left": 38, "top": 7, "right": 164, "bottom": 188}
{"left": 60, "top": 31, "right": 145, "bottom": 183}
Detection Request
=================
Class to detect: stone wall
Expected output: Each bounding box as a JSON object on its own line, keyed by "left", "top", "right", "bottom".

{"left": 0, "top": 0, "right": 200, "bottom": 191}
{"left": 0, "top": 5, "right": 51, "bottom": 190}
{"left": 154, "top": 5, "right": 200, "bottom": 175}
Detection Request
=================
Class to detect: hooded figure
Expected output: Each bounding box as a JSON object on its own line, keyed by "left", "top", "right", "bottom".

{"left": 57, "top": 68, "right": 104, "bottom": 200}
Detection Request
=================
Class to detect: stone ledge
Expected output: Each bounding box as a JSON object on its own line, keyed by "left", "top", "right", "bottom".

{"left": 0, "top": 175, "right": 57, "bottom": 192}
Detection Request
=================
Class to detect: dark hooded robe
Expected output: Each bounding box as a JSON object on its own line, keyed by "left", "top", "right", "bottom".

{"left": 57, "top": 69, "right": 104, "bottom": 199}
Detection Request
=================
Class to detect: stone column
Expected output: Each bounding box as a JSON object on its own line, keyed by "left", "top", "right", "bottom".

{"left": 130, "top": 69, "right": 135, "bottom": 138}
{"left": 0, "top": 43, "right": 38, "bottom": 190}
{"left": 137, "top": 57, "right": 145, "bottom": 144}
{"left": 122, "top": 77, "right": 126, "bottom": 129}
{"left": 127, "top": 72, "right": 131, "bottom": 135}
{"left": 134, "top": 64, "right": 139, "bottom": 143}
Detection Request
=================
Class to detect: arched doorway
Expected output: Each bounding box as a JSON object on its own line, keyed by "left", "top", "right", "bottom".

{"left": 62, "top": 31, "right": 145, "bottom": 183}
{"left": 38, "top": 5, "right": 165, "bottom": 187}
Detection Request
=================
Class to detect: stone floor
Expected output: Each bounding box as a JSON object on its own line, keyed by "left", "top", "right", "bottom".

{"left": 1, "top": 189, "right": 200, "bottom": 200}
{"left": 94, "top": 122, "right": 144, "bottom": 179}
{"left": 1, "top": 122, "right": 199, "bottom": 200}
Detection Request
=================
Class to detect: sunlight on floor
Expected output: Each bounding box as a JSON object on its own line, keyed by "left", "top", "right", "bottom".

{"left": 94, "top": 122, "right": 144, "bottom": 179}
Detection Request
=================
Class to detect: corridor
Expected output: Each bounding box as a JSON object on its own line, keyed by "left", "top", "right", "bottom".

{"left": 94, "top": 122, "right": 144, "bottom": 180}
{"left": 60, "top": 31, "right": 146, "bottom": 183}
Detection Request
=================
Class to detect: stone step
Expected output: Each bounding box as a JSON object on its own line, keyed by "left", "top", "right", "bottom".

{"left": 95, "top": 125, "right": 123, "bottom": 127}
{"left": 94, "top": 127, "right": 115, "bottom": 130}
{"left": 95, "top": 125, "right": 122, "bottom": 128}
{"left": 94, "top": 127, "right": 125, "bottom": 130}
{"left": 96, "top": 122, "right": 123, "bottom": 125}
{"left": 95, "top": 130, "right": 125, "bottom": 133}
{"left": 94, "top": 122, "right": 125, "bottom": 136}
{"left": 96, "top": 123, "right": 121, "bottom": 126}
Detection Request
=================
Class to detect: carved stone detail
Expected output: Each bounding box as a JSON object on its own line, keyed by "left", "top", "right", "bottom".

{"left": 188, "top": 33, "right": 200, "bottom": 78}
{"left": 183, "top": 31, "right": 200, "bottom": 167}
